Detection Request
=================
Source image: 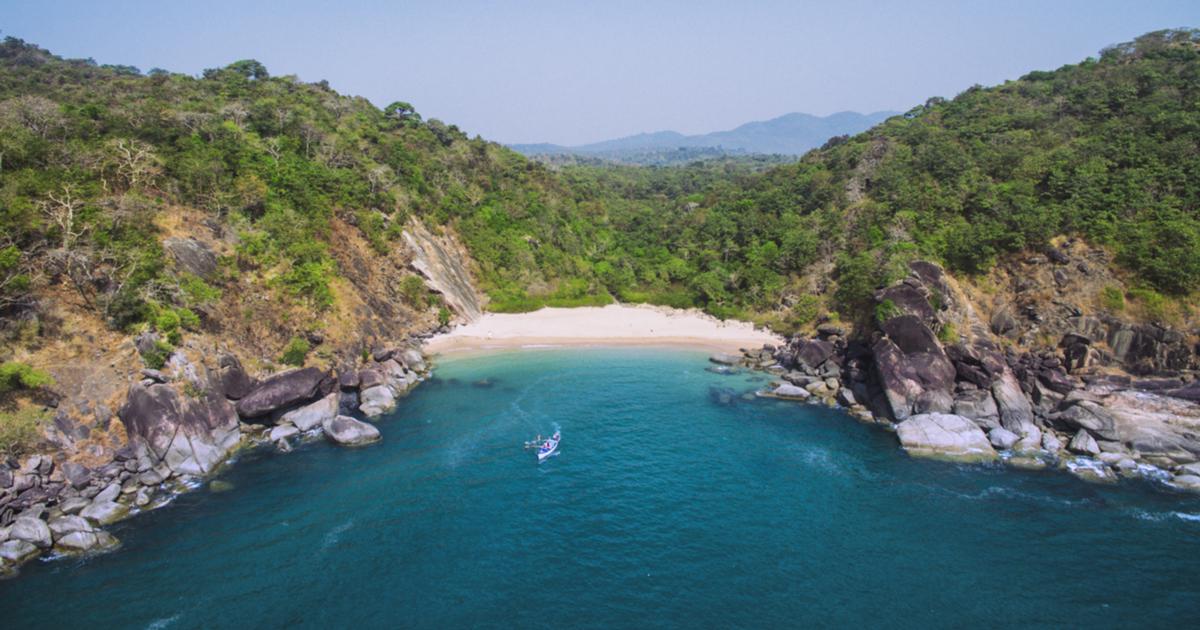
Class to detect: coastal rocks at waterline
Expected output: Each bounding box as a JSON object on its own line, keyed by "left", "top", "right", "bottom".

{"left": 353, "top": 351, "right": 426, "bottom": 418}
{"left": 0, "top": 339, "right": 433, "bottom": 579}
{"left": 48, "top": 515, "right": 119, "bottom": 554}
{"left": 895, "top": 413, "right": 999, "bottom": 462}
{"left": 323, "top": 415, "right": 381, "bottom": 447}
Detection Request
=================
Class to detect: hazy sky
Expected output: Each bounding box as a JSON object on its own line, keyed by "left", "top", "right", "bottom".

{"left": 3, "top": 1, "right": 1198, "bottom": 145}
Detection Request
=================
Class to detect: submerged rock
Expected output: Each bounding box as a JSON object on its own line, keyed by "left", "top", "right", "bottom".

{"left": 709, "top": 386, "right": 737, "bottom": 406}
{"left": 322, "top": 415, "right": 381, "bottom": 447}
{"left": 895, "top": 413, "right": 998, "bottom": 462}
{"left": 709, "top": 353, "right": 741, "bottom": 366}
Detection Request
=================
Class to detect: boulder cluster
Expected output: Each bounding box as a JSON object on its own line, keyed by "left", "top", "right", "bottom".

{"left": 0, "top": 342, "right": 429, "bottom": 578}
{"left": 732, "top": 260, "right": 1200, "bottom": 482}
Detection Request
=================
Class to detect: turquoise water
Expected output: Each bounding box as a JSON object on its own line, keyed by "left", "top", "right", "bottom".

{"left": 3, "top": 348, "right": 1200, "bottom": 628}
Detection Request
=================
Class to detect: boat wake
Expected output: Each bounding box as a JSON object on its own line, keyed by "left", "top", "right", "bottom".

{"left": 145, "top": 614, "right": 181, "bottom": 630}
{"left": 321, "top": 520, "right": 355, "bottom": 551}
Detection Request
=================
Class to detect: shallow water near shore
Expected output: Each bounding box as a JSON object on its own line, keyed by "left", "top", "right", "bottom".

{"left": 3, "top": 348, "right": 1200, "bottom": 628}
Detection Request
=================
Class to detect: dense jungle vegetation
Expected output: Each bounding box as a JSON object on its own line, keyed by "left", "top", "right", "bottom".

{"left": 1, "top": 28, "right": 1198, "bottom": 347}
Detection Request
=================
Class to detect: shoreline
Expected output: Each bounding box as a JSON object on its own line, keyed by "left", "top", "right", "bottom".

{"left": 424, "top": 303, "right": 783, "bottom": 355}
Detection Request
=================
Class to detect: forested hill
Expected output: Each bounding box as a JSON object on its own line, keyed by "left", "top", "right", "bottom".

{"left": 2, "top": 28, "right": 1199, "bottom": 350}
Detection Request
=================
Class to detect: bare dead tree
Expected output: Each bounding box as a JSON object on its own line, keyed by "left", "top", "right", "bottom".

{"left": 366, "top": 165, "right": 395, "bottom": 196}
{"left": 175, "top": 110, "right": 213, "bottom": 136}
{"left": 263, "top": 137, "right": 283, "bottom": 164}
{"left": 41, "top": 184, "right": 86, "bottom": 252}
{"left": 0, "top": 95, "right": 65, "bottom": 139}
{"left": 299, "top": 121, "right": 323, "bottom": 159}
{"left": 107, "top": 138, "right": 161, "bottom": 192}
{"left": 220, "top": 102, "right": 249, "bottom": 129}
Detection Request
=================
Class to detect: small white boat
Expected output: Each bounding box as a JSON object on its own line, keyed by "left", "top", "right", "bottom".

{"left": 537, "top": 431, "right": 561, "bottom": 462}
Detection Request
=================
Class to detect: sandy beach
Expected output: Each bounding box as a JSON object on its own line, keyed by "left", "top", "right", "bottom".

{"left": 423, "top": 303, "right": 783, "bottom": 354}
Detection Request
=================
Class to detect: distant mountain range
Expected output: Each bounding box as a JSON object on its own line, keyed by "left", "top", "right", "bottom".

{"left": 510, "top": 111, "right": 898, "bottom": 160}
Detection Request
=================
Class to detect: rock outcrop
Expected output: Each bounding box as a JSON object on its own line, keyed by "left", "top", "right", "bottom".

{"left": 118, "top": 382, "right": 241, "bottom": 477}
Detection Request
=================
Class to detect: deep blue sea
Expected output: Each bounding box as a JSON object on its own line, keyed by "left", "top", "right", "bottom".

{"left": 3, "top": 348, "right": 1200, "bottom": 628}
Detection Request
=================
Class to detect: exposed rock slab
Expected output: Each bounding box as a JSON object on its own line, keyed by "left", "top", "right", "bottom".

{"left": 895, "top": 413, "right": 998, "bottom": 462}
{"left": 402, "top": 220, "right": 483, "bottom": 321}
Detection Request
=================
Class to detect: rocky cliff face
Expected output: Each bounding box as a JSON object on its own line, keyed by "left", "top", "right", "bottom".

{"left": 402, "top": 220, "right": 484, "bottom": 322}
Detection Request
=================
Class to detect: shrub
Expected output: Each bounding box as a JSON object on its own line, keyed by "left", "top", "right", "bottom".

{"left": 141, "top": 340, "right": 174, "bottom": 369}
{"left": 1099, "top": 286, "right": 1125, "bottom": 311}
{"left": 789, "top": 294, "right": 822, "bottom": 329}
{"left": 1129, "top": 287, "right": 1168, "bottom": 322}
{"left": 157, "top": 307, "right": 182, "bottom": 333}
{"left": 280, "top": 336, "right": 310, "bottom": 366}
{"left": 0, "top": 361, "right": 54, "bottom": 394}
{"left": 437, "top": 306, "right": 451, "bottom": 326}
{"left": 180, "top": 274, "right": 222, "bottom": 306}
{"left": 874, "top": 299, "right": 902, "bottom": 325}
{"left": 400, "top": 275, "right": 427, "bottom": 309}
{"left": 0, "top": 406, "right": 49, "bottom": 456}
{"left": 177, "top": 308, "right": 201, "bottom": 330}
{"left": 937, "top": 321, "right": 958, "bottom": 343}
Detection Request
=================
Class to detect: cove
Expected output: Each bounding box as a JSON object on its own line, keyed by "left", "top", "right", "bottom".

{"left": 2, "top": 347, "right": 1199, "bottom": 628}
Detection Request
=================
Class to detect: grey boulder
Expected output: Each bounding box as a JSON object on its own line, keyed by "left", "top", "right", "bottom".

{"left": 80, "top": 500, "right": 130, "bottom": 526}
{"left": 9, "top": 516, "right": 53, "bottom": 549}
{"left": 55, "top": 530, "right": 119, "bottom": 554}
{"left": 359, "top": 385, "right": 396, "bottom": 418}
{"left": 322, "top": 415, "right": 381, "bottom": 447}
{"left": 279, "top": 392, "right": 339, "bottom": 432}
{"left": 987, "top": 427, "right": 1020, "bottom": 450}
{"left": 0, "top": 539, "right": 39, "bottom": 564}
{"left": 766, "top": 384, "right": 811, "bottom": 400}
{"left": 1068, "top": 429, "right": 1101, "bottom": 456}
{"left": 268, "top": 424, "right": 300, "bottom": 442}
{"left": 235, "top": 367, "right": 332, "bottom": 419}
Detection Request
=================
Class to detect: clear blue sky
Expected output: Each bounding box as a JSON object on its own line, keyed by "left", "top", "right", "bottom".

{"left": 3, "top": 1, "right": 1198, "bottom": 145}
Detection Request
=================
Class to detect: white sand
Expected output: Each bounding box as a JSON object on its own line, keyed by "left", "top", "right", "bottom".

{"left": 424, "top": 303, "right": 783, "bottom": 354}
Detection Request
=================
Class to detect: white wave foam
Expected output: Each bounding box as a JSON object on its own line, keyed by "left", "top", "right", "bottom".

{"left": 1128, "top": 509, "right": 1200, "bottom": 524}
{"left": 146, "top": 614, "right": 181, "bottom": 630}
{"left": 321, "top": 520, "right": 354, "bottom": 551}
